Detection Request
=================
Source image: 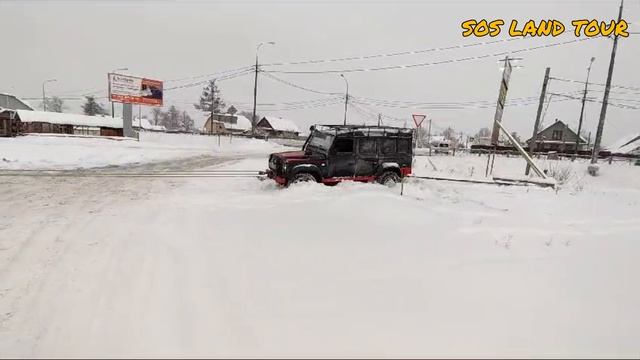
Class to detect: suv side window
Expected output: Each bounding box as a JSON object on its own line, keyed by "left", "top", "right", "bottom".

{"left": 397, "top": 138, "right": 411, "bottom": 153}
{"left": 379, "top": 138, "right": 396, "bottom": 154}
{"left": 358, "top": 138, "right": 377, "bottom": 155}
{"left": 333, "top": 137, "right": 353, "bottom": 153}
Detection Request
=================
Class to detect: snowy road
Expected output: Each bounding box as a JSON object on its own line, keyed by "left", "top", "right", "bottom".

{"left": 1, "top": 154, "right": 639, "bottom": 357}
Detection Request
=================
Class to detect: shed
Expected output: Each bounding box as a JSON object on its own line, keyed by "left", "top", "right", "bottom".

{"left": 16, "top": 110, "right": 124, "bottom": 137}
{"left": 256, "top": 116, "right": 300, "bottom": 138}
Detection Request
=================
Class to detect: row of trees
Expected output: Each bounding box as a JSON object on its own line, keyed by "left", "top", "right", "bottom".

{"left": 150, "top": 106, "right": 194, "bottom": 132}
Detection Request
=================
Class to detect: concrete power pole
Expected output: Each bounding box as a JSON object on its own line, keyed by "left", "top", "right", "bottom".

{"left": 526, "top": 67, "right": 551, "bottom": 176}
{"left": 591, "top": 0, "right": 624, "bottom": 165}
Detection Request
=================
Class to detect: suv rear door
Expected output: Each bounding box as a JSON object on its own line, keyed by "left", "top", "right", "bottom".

{"left": 355, "top": 137, "right": 378, "bottom": 176}
{"left": 329, "top": 136, "right": 356, "bottom": 177}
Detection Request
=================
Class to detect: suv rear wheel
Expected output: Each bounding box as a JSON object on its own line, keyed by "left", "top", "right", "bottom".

{"left": 291, "top": 172, "right": 317, "bottom": 184}
{"left": 377, "top": 171, "right": 401, "bottom": 187}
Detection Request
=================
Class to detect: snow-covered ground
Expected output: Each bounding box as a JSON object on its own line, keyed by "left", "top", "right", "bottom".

{"left": 0, "top": 132, "right": 286, "bottom": 170}
{"left": 1, "top": 149, "right": 639, "bottom": 357}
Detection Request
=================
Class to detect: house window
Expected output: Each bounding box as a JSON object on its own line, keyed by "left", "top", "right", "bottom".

{"left": 552, "top": 130, "right": 563, "bottom": 140}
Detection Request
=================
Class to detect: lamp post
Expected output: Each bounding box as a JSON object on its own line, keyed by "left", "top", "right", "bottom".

{"left": 110, "top": 67, "right": 128, "bottom": 118}
{"left": 42, "top": 79, "right": 57, "bottom": 111}
{"left": 575, "top": 57, "right": 595, "bottom": 158}
{"left": 252, "top": 42, "right": 275, "bottom": 134}
{"left": 340, "top": 74, "right": 349, "bottom": 126}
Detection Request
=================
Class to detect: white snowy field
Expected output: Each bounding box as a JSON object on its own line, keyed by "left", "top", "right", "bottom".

{"left": 0, "top": 132, "right": 286, "bottom": 170}
{"left": 1, "top": 152, "right": 639, "bottom": 358}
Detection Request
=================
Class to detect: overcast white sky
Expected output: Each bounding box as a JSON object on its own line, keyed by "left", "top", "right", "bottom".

{"left": 1, "top": 0, "right": 638, "bottom": 143}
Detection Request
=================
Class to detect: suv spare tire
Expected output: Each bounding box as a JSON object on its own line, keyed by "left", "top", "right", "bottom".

{"left": 377, "top": 171, "right": 401, "bottom": 187}
{"left": 291, "top": 172, "right": 317, "bottom": 184}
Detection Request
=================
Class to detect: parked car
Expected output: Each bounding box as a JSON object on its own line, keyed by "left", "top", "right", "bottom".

{"left": 266, "top": 125, "right": 414, "bottom": 186}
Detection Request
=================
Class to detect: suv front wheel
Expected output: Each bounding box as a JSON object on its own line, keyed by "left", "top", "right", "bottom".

{"left": 377, "top": 171, "right": 401, "bottom": 187}
{"left": 291, "top": 172, "right": 317, "bottom": 184}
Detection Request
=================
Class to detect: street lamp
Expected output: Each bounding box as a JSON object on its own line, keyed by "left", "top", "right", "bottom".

{"left": 575, "top": 57, "right": 595, "bottom": 157}
{"left": 252, "top": 42, "right": 275, "bottom": 134}
{"left": 340, "top": 74, "right": 349, "bottom": 126}
{"left": 110, "top": 67, "right": 128, "bottom": 118}
{"left": 42, "top": 79, "right": 57, "bottom": 111}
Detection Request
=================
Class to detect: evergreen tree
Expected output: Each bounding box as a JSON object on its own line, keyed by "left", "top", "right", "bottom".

{"left": 81, "top": 96, "right": 107, "bottom": 116}
{"left": 194, "top": 80, "right": 225, "bottom": 114}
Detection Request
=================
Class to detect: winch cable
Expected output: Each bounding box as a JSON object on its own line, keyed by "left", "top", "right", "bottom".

{"left": 0, "top": 169, "right": 267, "bottom": 178}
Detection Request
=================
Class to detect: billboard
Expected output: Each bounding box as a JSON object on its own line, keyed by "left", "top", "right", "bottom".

{"left": 108, "top": 73, "right": 163, "bottom": 106}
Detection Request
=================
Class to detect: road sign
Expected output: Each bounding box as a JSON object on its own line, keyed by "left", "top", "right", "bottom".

{"left": 412, "top": 114, "right": 426, "bottom": 127}
{"left": 491, "top": 57, "right": 513, "bottom": 144}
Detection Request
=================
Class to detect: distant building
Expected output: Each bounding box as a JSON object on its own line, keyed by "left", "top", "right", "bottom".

{"left": 14, "top": 110, "right": 124, "bottom": 137}
{"left": 202, "top": 113, "right": 252, "bottom": 134}
{"left": 0, "top": 93, "right": 34, "bottom": 111}
{"left": 256, "top": 116, "right": 300, "bottom": 138}
{"left": 525, "top": 119, "right": 586, "bottom": 152}
{"left": 607, "top": 133, "right": 640, "bottom": 156}
{"left": 133, "top": 117, "right": 166, "bottom": 132}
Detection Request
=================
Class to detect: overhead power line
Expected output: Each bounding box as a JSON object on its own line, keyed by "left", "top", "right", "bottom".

{"left": 260, "top": 36, "right": 534, "bottom": 67}
{"left": 263, "top": 37, "right": 598, "bottom": 75}
{"left": 550, "top": 76, "right": 640, "bottom": 92}
{"left": 261, "top": 72, "right": 341, "bottom": 95}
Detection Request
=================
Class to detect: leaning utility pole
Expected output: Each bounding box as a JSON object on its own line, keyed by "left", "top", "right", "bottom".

{"left": 427, "top": 118, "right": 432, "bottom": 156}
{"left": 591, "top": 0, "right": 624, "bottom": 165}
{"left": 526, "top": 67, "right": 551, "bottom": 176}
{"left": 575, "top": 57, "right": 596, "bottom": 158}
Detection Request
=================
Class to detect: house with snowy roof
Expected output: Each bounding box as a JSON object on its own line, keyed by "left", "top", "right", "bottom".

{"left": 0, "top": 93, "right": 34, "bottom": 111}
{"left": 256, "top": 116, "right": 300, "bottom": 138}
{"left": 133, "top": 117, "right": 166, "bottom": 132}
{"left": 524, "top": 119, "right": 587, "bottom": 152}
{"left": 13, "top": 110, "right": 124, "bottom": 137}
{"left": 202, "top": 113, "right": 252, "bottom": 134}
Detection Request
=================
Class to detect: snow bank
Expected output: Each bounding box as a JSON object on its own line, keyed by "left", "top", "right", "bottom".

{"left": 0, "top": 132, "right": 288, "bottom": 170}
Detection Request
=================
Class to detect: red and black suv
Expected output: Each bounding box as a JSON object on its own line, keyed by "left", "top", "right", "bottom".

{"left": 266, "top": 125, "right": 414, "bottom": 186}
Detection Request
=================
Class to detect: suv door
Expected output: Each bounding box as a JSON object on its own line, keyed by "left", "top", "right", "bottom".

{"left": 355, "top": 137, "right": 378, "bottom": 176}
{"left": 329, "top": 137, "right": 356, "bottom": 177}
{"left": 378, "top": 137, "right": 397, "bottom": 165}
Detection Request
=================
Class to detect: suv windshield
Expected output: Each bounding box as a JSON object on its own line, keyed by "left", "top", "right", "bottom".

{"left": 305, "top": 131, "right": 334, "bottom": 152}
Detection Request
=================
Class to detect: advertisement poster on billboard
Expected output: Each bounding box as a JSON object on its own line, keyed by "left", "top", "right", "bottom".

{"left": 108, "top": 73, "right": 163, "bottom": 106}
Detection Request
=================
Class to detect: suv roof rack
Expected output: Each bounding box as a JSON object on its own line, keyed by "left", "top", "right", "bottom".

{"left": 312, "top": 124, "right": 414, "bottom": 136}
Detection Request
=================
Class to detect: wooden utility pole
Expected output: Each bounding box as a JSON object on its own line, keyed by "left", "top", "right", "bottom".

{"left": 377, "top": 113, "right": 381, "bottom": 126}
{"left": 526, "top": 67, "right": 551, "bottom": 176}
{"left": 427, "top": 118, "right": 432, "bottom": 156}
{"left": 591, "top": 0, "right": 624, "bottom": 165}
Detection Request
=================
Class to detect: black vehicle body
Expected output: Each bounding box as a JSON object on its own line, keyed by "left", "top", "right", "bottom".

{"left": 266, "top": 125, "right": 414, "bottom": 186}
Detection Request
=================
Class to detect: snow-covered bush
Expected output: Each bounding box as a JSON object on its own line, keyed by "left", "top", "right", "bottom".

{"left": 546, "top": 162, "right": 573, "bottom": 184}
